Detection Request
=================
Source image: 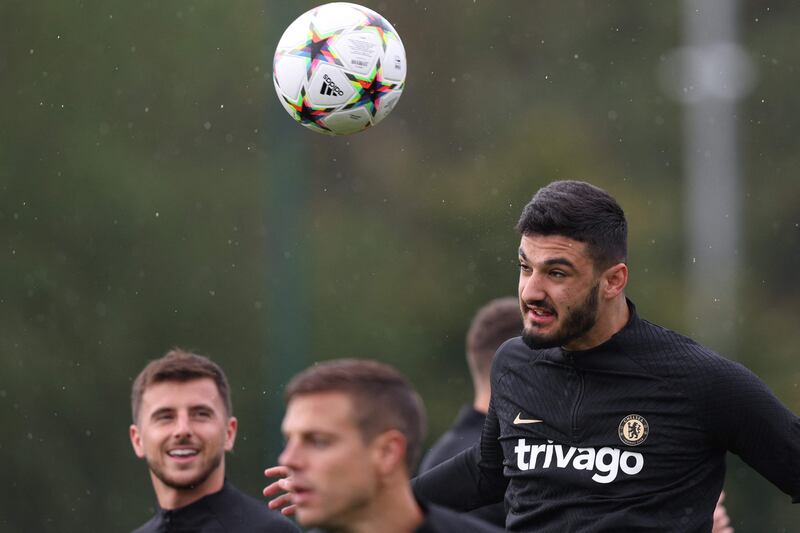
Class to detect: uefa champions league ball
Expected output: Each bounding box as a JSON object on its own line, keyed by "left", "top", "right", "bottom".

{"left": 272, "top": 2, "right": 406, "bottom": 135}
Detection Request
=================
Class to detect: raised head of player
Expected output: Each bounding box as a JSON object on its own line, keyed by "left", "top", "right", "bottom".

{"left": 516, "top": 180, "right": 629, "bottom": 352}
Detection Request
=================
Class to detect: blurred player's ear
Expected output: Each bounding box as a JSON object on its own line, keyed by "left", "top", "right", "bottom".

{"left": 371, "top": 429, "right": 407, "bottom": 477}
{"left": 601, "top": 263, "right": 628, "bottom": 299}
{"left": 129, "top": 424, "right": 145, "bottom": 458}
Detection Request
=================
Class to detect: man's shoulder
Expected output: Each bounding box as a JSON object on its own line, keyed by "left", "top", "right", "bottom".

{"left": 130, "top": 514, "right": 159, "bottom": 533}
{"left": 420, "top": 502, "right": 505, "bottom": 532}
{"left": 624, "top": 315, "right": 740, "bottom": 372}
{"left": 615, "top": 313, "right": 766, "bottom": 403}
{"left": 496, "top": 335, "right": 525, "bottom": 356}
{"left": 212, "top": 483, "right": 300, "bottom": 532}
{"left": 493, "top": 336, "right": 535, "bottom": 372}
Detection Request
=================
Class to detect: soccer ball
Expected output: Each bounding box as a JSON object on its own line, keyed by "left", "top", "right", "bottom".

{"left": 272, "top": 2, "right": 406, "bottom": 135}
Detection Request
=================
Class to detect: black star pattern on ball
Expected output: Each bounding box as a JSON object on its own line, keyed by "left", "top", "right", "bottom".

{"left": 286, "top": 21, "right": 344, "bottom": 79}
{"left": 344, "top": 59, "right": 400, "bottom": 117}
{"left": 283, "top": 88, "right": 333, "bottom": 133}
{"left": 357, "top": 12, "right": 395, "bottom": 51}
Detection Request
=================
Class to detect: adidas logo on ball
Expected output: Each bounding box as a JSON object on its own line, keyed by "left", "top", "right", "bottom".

{"left": 320, "top": 74, "right": 344, "bottom": 97}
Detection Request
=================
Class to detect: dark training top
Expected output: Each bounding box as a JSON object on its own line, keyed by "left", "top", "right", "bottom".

{"left": 131, "top": 480, "right": 300, "bottom": 533}
{"left": 414, "top": 300, "right": 800, "bottom": 532}
{"left": 419, "top": 405, "right": 506, "bottom": 528}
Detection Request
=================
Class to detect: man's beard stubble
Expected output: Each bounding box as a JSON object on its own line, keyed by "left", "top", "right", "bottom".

{"left": 149, "top": 445, "right": 223, "bottom": 491}
{"left": 522, "top": 283, "right": 599, "bottom": 350}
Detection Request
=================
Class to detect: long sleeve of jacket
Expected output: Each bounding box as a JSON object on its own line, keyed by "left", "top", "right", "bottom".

{"left": 412, "top": 401, "right": 508, "bottom": 511}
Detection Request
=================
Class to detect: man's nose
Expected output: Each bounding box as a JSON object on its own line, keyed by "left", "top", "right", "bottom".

{"left": 279, "top": 440, "right": 302, "bottom": 470}
{"left": 520, "top": 271, "right": 546, "bottom": 303}
{"left": 173, "top": 412, "right": 193, "bottom": 438}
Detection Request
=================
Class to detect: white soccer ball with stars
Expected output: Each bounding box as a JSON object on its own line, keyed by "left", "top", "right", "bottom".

{"left": 272, "top": 2, "right": 406, "bottom": 135}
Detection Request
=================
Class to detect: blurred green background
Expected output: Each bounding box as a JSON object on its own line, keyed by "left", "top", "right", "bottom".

{"left": 1, "top": 1, "right": 798, "bottom": 531}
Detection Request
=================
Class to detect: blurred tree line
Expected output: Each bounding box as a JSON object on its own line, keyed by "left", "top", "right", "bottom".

{"left": 1, "top": 1, "right": 798, "bottom": 531}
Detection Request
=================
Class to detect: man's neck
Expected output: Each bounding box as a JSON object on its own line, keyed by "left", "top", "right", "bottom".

{"left": 563, "top": 296, "right": 630, "bottom": 352}
{"left": 151, "top": 469, "right": 225, "bottom": 510}
{"left": 473, "top": 390, "right": 490, "bottom": 415}
{"left": 329, "top": 481, "right": 424, "bottom": 533}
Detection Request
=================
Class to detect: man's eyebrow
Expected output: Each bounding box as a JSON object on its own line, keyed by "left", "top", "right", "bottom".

{"left": 517, "top": 249, "right": 577, "bottom": 270}
{"left": 543, "top": 257, "right": 576, "bottom": 269}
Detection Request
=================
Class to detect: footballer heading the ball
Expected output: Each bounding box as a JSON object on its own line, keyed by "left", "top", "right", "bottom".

{"left": 273, "top": 2, "right": 406, "bottom": 135}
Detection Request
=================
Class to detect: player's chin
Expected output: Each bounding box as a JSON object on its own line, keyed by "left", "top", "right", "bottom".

{"left": 294, "top": 507, "right": 326, "bottom": 528}
{"left": 522, "top": 322, "right": 555, "bottom": 339}
{"left": 160, "top": 466, "right": 210, "bottom": 489}
{"left": 521, "top": 328, "right": 561, "bottom": 350}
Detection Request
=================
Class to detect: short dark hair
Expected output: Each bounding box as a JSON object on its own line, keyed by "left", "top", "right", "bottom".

{"left": 466, "top": 297, "right": 522, "bottom": 383}
{"left": 131, "top": 348, "right": 232, "bottom": 423}
{"left": 285, "top": 359, "right": 426, "bottom": 473}
{"left": 516, "top": 180, "right": 627, "bottom": 270}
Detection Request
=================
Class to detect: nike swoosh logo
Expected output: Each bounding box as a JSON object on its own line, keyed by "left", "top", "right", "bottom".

{"left": 513, "top": 412, "right": 543, "bottom": 425}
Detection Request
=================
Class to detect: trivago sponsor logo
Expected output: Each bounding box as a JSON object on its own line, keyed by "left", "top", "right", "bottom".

{"left": 513, "top": 439, "right": 644, "bottom": 484}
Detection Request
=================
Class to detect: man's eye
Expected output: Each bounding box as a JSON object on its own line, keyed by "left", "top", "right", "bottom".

{"left": 550, "top": 270, "right": 566, "bottom": 278}
{"left": 309, "top": 437, "right": 331, "bottom": 448}
{"left": 518, "top": 262, "right": 531, "bottom": 272}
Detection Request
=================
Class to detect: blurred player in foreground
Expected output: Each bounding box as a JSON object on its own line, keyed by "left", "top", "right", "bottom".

{"left": 411, "top": 180, "right": 797, "bottom": 531}
{"left": 264, "top": 358, "right": 504, "bottom": 532}
{"left": 129, "top": 349, "right": 298, "bottom": 533}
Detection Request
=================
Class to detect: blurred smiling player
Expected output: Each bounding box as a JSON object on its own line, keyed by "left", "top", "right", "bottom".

{"left": 410, "top": 180, "right": 799, "bottom": 531}
{"left": 129, "top": 349, "right": 298, "bottom": 533}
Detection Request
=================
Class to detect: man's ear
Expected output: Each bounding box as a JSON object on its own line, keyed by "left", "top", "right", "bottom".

{"left": 371, "top": 429, "right": 407, "bottom": 477}
{"left": 601, "top": 262, "right": 628, "bottom": 299}
{"left": 224, "top": 417, "right": 238, "bottom": 452}
{"left": 130, "top": 424, "right": 145, "bottom": 459}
